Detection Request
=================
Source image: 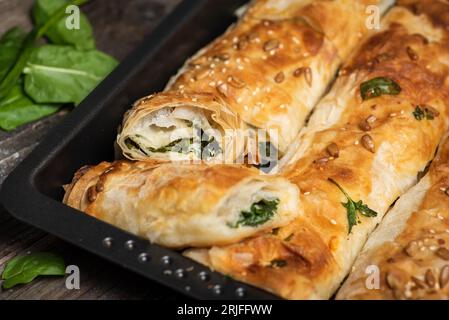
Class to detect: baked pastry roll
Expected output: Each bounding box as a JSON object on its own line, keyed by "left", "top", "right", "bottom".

{"left": 185, "top": 1, "right": 449, "bottom": 299}
{"left": 117, "top": 0, "right": 393, "bottom": 163}
{"left": 63, "top": 161, "right": 300, "bottom": 248}
{"left": 336, "top": 135, "right": 449, "bottom": 300}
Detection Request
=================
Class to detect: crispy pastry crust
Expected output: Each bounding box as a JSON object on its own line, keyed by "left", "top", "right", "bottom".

{"left": 63, "top": 160, "right": 300, "bottom": 248}
{"left": 336, "top": 134, "right": 449, "bottom": 299}
{"left": 185, "top": 2, "right": 449, "bottom": 299}
{"left": 117, "top": 0, "right": 392, "bottom": 159}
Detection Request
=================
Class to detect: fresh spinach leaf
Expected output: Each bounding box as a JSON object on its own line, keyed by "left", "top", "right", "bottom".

{"left": 0, "top": 0, "right": 89, "bottom": 101}
{"left": 0, "top": 27, "right": 27, "bottom": 83}
{"left": 23, "top": 45, "right": 117, "bottom": 105}
{"left": 360, "top": 77, "right": 401, "bottom": 100}
{"left": 1, "top": 252, "right": 65, "bottom": 289}
{"left": 270, "top": 259, "right": 287, "bottom": 268}
{"left": 0, "top": 85, "right": 59, "bottom": 131}
{"left": 229, "top": 199, "right": 280, "bottom": 228}
{"left": 33, "top": 0, "right": 95, "bottom": 49}
{"left": 328, "top": 178, "right": 378, "bottom": 234}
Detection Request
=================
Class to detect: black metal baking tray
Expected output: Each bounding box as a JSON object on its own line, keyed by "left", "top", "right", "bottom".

{"left": 0, "top": 0, "right": 278, "bottom": 300}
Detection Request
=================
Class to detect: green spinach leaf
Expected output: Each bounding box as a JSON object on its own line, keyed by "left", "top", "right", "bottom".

{"left": 328, "top": 178, "right": 378, "bottom": 234}
{"left": 23, "top": 45, "right": 117, "bottom": 105}
{"left": 0, "top": 27, "right": 27, "bottom": 83}
{"left": 1, "top": 252, "right": 65, "bottom": 289}
{"left": 34, "top": 0, "right": 95, "bottom": 49}
{"left": 0, "top": 85, "right": 59, "bottom": 131}
{"left": 0, "top": 0, "right": 89, "bottom": 101}
{"left": 360, "top": 77, "right": 401, "bottom": 100}
{"left": 230, "top": 198, "right": 280, "bottom": 228}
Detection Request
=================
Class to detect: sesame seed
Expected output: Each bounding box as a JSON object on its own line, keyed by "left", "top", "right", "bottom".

{"left": 330, "top": 219, "right": 337, "bottom": 225}
{"left": 354, "top": 140, "right": 359, "bottom": 145}
{"left": 292, "top": 36, "right": 300, "bottom": 44}
{"left": 237, "top": 65, "right": 244, "bottom": 70}
{"left": 390, "top": 113, "right": 397, "bottom": 117}
{"left": 438, "top": 214, "right": 444, "bottom": 220}
{"left": 192, "top": 98, "right": 198, "bottom": 102}
{"left": 244, "top": 105, "right": 249, "bottom": 111}
{"left": 209, "top": 81, "right": 216, "bottom": 87}
{"left": 280, "top": 104, "right": 286, "bottom": 109}
{"left": 304, "top": 191, "right": 310, "bottom": 195}
{"left": 268, "top": 30, "right": 274, "bottom": 35}
{"left": 237, "top": 97, "right": 243, "bottom": 103}
{"left": 221, "top": 68, "right": 227, "bottom": 73}
{"left": 430, "top": 229, "right": 436, "bottom": 234}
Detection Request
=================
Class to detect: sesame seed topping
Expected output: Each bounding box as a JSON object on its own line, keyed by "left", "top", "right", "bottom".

{"left": 292, "top": 36, "right": 300, "bottom": 44}
{"left": 304, "top": 191, "right": 311, "bottom": 195}
{"left": 244, "top": 105, "right": 249, "bottom": 111}
{"left": 209, "top": 81, "right": 216, "bottom": 87}
{"left": 330, "top": 219, "right": 337, "bottom": 225}
{"left": 390, "top": 113, "right": 397, "bottom": 117}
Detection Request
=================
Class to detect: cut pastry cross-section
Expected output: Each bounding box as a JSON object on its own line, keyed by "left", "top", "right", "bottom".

{"left": 117, "top": 0, "right": 393, "bottom": 165}
{"left": 185, "top": 0, "right": 449, "bottom": 299}
{"left": 63, "top": 161, "right": 300, "bottom": 248}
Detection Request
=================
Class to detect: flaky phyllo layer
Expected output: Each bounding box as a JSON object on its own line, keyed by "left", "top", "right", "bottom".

{"left": 185, "top": 0, "right": 449, "bottom": 299}
{"left": 63, "top": 0, "right": 449, "bottom": 300}
{"left": 63, "top": 161, "right": 300, "bottom": 248}
{"left": 117, "top": 0, "right": 393, "bottom": 165}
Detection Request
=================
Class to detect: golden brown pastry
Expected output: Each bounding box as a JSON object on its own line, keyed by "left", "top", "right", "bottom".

{"left": 336, "top": 137, "right": 449, "bottom": 299}
{"left": 63, "top": 161, "right": 300, "bottom": 248}
{"left": 185, "top": 0, "right": 449, "bottom": 299}
{"left": 117, "top": 0, "right": 393, "bottom": 163}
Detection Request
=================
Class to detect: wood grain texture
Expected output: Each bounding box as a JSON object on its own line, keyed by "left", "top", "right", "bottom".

{"left": 0, "top": 0, "right": 184, "bottom": 300}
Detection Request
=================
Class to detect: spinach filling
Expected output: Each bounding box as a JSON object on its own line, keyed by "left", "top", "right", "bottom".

{"left": 124, "top": 128, "right": 221, "bottom": 158}
{"left": 229, "top": 198, "right": 280, "bottom": 228}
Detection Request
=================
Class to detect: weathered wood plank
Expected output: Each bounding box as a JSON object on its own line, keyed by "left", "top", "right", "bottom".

{"left": 0, "top": 0, "right": 182, "bottom": 300}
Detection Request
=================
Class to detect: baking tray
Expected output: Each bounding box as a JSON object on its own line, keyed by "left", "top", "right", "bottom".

{"left": 0, "top": 0, "right": 278, "bottom": 300}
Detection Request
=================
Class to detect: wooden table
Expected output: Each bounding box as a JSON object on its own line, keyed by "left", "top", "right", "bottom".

{"left": 0, "top": 0, "right": 186, "bottom": 300}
